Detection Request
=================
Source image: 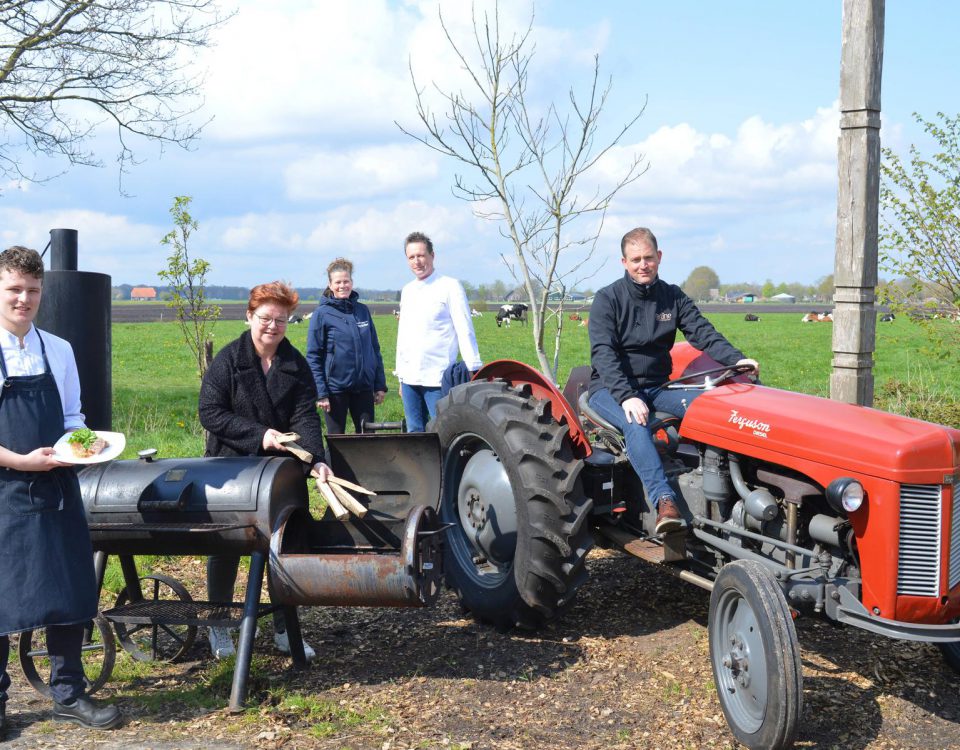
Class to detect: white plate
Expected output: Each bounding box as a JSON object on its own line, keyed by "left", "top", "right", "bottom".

{"left": 53, "top": 430, "right": 126, "bottom": 465}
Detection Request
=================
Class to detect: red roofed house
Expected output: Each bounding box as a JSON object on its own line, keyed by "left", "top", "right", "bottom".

{"left": 131, "top": 286, "right": 157, "bottom": 301}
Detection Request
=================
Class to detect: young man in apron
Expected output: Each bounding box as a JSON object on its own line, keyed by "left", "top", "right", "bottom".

{"left": 0, "top": 246, "right": 120, "bottom": 734}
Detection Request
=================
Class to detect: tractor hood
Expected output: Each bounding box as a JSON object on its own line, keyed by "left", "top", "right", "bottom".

{"left": 680, "top": 383, "right": 960, "bottom": 485}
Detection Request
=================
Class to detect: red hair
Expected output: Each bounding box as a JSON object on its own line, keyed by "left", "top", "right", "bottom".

{"left": 247, "top": 281, "right": 299, "bottom": 314}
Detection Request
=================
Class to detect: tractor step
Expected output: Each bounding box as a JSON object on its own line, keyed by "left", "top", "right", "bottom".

{"left": 594, "top": 524, "right": 714, "bottom": 592}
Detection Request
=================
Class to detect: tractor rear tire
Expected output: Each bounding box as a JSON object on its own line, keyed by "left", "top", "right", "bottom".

{"left": 431, "top": 380, "right": 593, "bottom": 630}
{"left": 708, "top": 560, "right": 803, "bottom": 750}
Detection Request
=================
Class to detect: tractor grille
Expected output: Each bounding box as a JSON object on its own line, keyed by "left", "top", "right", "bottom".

{"left": 951, "top": 487, "right": 960, "bottom": 590}
{"left": 897, "top": 484, "right": 942, "bottom": 597}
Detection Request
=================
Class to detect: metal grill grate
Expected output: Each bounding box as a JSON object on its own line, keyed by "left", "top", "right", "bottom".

{"left": 951, "top": 487, "right": 960, "bottom": 591}
{"left": 898, "top": 484, "right": 942, "bottom": 597}
{"left": 102, "top": 600, "right": 278, "bottom": 627}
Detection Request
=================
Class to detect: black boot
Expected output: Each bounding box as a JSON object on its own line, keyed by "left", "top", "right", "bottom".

{"left": 1, "top": 700, "right": 6, "bottom": 736}
{"left": 52, "top": 696, "right": 121, "bottom": 729}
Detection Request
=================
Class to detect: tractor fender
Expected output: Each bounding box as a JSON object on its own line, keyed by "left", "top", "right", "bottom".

{"left": 473, "top": 359, "right": 592, "bottom": 459}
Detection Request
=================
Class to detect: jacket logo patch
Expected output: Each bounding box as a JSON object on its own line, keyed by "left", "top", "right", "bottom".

{"left": 357, "top": 321, "right": 370, "bottom": 329}
{"left": 656, "top": 312, "right": 672, "bottom": 322}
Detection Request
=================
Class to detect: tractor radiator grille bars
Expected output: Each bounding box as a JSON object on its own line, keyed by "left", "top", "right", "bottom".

{"left": 951, "top": 486, "right": 960, "bottom": 591}
{"left": 897, "top": 484, "right": 942, "bottom": 597}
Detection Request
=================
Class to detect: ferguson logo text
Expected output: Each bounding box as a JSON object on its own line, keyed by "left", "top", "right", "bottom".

{"left": 728, "top": 409, "right": 770, "bottom": 438}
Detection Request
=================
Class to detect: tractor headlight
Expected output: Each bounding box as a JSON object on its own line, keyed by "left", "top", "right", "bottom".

{"left": 826, "top": 478, "right": 865, "bottom": 514}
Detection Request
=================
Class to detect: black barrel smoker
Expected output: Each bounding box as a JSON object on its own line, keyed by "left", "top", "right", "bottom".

{"left": 79, "top": 432, "right": 444, "bottom": 710}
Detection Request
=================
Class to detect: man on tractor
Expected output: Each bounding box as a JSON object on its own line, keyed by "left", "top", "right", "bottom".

{"left": 587, "top": 227, "right": 759, "bottom": 533}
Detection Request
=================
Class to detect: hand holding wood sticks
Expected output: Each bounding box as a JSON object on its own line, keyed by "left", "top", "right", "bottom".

{"left": 276, "top": 432, "right": 313, "bottom": 463}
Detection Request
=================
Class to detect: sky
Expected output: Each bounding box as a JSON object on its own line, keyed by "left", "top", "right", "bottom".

{"left": 0, "top": 0, "right": 957, "bottom": 293}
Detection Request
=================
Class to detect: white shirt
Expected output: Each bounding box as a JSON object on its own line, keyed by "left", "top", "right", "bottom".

{"left": 396, "top": 273, "right": 483, "bottom": 387}
{"left": 0, "top": 325, "right": 85, "bottom": 430}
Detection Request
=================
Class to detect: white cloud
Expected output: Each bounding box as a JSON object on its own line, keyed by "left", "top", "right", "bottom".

{"left": 199, "top": 0, "right": 610, "bottom": 144}
{"left": 597, "top": 102, "right": 840, "bottom": 209}
{"left": 284, "top": 143, "right": 439, "bottom": 201}
{"left": 200, "top": 0, "right": 420, "bottom": 141}
{"left": 0, "top": 207, "right": 161, "bottom": 280}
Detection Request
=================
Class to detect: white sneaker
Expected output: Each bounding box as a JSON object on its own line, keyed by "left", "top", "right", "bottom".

{"left": 208, "top": 626, "right": 236, "bottom": 659}
{"left": 273, "top": 630, "right": 316, "bottom": 661}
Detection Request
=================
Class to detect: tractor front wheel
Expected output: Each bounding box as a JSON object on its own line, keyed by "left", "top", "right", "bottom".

{"left": 431, "top": 380, "right": 593, "bottom": 630}
{"left": 938, "top": 633, "right": 960, "bottom": 674}
{"left": 708, "top": 560, "right": 803, "bottom": 750}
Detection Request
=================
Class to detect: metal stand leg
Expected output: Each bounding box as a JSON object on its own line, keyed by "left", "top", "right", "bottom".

{"left": 87, "top": 551, "right": 109, "bottom": 643}
{"left": 282, "top": 606, "right": 307, "bottom": 668}
{"left": 119, "top": 555, "right": 142, "bottom": 602}
{"left": 229, "top": 551, "right": 265, "bottom": 712}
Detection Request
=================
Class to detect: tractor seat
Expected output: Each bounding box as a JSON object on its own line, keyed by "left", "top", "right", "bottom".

{"left": 578, "top": 390, "right": 682, "bottom": 456}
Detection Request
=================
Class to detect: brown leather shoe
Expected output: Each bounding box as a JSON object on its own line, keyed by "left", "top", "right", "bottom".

{"left": 655, "top": 496, "right": 683, "bottom": 534}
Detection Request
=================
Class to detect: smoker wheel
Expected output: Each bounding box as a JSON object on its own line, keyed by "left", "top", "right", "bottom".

{"left": 111, "top": 574, "right": 198, "bottom": 662}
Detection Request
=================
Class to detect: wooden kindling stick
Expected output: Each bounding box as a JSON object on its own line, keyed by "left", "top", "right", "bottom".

{"left": 329, "top": 482, "right": 367, "bottom": 518}
{"left": 316, "top": 479, "right": 349, "bottom": 521}
{"left": 276, "top": 432, "right": 313, "bottom": 463}
{"left": 328, "top": 475, "right": 377, "bottom": 496}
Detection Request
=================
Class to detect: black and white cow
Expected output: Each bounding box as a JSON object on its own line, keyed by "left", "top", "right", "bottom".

{"left": 496, "top": 303, "right": 528, "bottom": 327}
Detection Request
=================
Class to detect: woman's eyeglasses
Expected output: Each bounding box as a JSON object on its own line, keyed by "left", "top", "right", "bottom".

{"left": 254, "top": 314, "right": 288, "bottom": 327}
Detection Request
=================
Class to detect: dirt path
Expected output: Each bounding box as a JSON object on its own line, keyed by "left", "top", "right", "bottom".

{"left": 3, "top": 550, "right": 958, "bottom": 749}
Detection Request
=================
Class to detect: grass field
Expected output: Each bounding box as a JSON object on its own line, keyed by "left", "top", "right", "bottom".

{"left": 112, "top": 312, "right": 960, "bottom": 459}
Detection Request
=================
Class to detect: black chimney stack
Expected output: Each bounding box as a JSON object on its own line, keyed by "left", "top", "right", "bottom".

{"left": 35, "top": 229, "right": 112, "bottom": 430}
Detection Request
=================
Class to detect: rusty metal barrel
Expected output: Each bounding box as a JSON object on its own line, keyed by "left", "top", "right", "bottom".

{"left": 267, "top": 432, "right": 444, "bottom": 607}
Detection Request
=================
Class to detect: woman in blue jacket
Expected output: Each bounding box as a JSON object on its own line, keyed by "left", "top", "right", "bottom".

{"left": 306, "top": 258, "right": 387, "bottom": 434}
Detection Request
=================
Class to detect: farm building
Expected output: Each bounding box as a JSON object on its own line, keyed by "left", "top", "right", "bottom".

{"left": 130, "top": 286, "right": 157, "bottom": 301}
{"left": 770, "top": 292, "right": 796, "bottom": 303}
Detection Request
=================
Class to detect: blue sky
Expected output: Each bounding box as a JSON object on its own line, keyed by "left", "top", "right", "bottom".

{"left": 0, "top": 1, "right": 956, "bottom": 292}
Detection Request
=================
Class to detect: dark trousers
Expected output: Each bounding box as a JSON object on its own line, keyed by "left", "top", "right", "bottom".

{"left": 323, "top": 391, "right": 375, "bottom": 435}
{"left": 0, "top": 624, "right": 85, "bottom": 704}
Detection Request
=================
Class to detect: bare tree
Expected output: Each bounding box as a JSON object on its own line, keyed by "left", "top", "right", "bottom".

{"left": 0, "top": 0, "right": 230, "bottom": 185}
{"left": 398, "top": 3, "right": 645, "bottom": 381}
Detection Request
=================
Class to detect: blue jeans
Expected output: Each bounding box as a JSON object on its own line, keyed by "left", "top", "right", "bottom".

{"left": 401, "top": 383, "right": 443, "bottom": 433}
{"left": 589, "top": 386, "right": 702, "bottom": 505}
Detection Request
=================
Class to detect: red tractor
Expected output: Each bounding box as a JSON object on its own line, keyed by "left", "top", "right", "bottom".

{"left": 430, "top": 343, "right": 960, "bottom": 750}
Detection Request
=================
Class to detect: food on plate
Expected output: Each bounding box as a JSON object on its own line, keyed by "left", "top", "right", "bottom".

{"left": 67, "top": 428, "right": 108, "bottom": 459}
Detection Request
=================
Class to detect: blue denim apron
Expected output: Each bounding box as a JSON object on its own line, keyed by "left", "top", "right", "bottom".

{"left": 0, "top": 331, "right": 97, "bottom": 635}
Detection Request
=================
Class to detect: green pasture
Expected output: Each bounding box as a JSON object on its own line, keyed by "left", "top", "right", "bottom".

{"left": 112, "top": 312, "right": 960, "bottom": 460}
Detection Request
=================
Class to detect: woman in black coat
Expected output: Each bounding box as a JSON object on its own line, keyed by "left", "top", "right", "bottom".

{"left": 199, "top": 281, "right": 330, "bottom": 660}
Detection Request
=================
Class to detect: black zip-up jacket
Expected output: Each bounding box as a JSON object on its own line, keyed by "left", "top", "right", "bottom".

{"left": 588, "top": 273, "right": 744, "bottom": 404}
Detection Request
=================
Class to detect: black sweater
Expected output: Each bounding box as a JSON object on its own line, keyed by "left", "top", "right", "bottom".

{"left": 588, "top": 273, "right": 744, "bottom": 404}
{"left": 199, "top": 331, "right": 324, "bottom": 467}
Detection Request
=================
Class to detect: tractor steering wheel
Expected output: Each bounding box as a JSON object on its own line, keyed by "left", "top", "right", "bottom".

{"left": 666, "top": 363, "right": 757, "bottom": 390}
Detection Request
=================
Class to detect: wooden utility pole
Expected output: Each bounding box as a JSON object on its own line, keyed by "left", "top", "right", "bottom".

{"left": 831, "top": 0, "right": 885, "bottom": 405}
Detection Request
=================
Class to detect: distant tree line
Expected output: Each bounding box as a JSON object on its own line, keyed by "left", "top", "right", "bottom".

{"left": 112, "top": 284, "right": 402, "bottom": 302}
{"left": 680, "top": 266, "right": 837, "bottom": 303}
{"left": 111, "top": 279, "right": 584, "bottom": 305}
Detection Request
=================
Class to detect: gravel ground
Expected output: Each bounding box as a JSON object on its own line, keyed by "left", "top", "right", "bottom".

{"left": 2, "top": 550, "right": 958, "bottom": 749}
